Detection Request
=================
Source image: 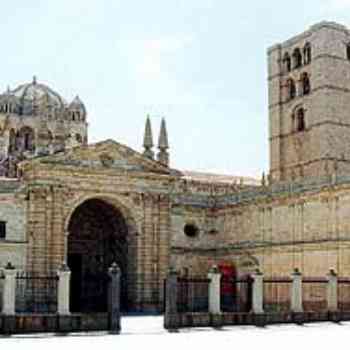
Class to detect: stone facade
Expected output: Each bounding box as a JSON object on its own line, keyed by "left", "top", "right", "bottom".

{"left": 268, "top": 22, "right": 350, "bottom": 183}
{"left": 2, "top": 21, "right": 350, "bottom": 313}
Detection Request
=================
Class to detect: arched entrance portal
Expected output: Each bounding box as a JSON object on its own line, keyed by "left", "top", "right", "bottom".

{"left": 67, "top": 198, "right": 129, "bottom": 313}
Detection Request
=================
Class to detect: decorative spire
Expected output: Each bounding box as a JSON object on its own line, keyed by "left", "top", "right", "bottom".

{"left": 158, "top": 118, "right": 169, "bottom": 150}
{"left": 143, "top": 115, "right": 154, "bottom": 159}
{"left": 157, "top": 118, "right": 170, "bottom": 166}
{"left": 33, "top": 75, "right": 37, "bottom": 85}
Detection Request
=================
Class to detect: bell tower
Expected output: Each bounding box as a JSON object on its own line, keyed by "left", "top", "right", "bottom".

{"left": 268, "top": 21, "right": 350, "bottom": 183}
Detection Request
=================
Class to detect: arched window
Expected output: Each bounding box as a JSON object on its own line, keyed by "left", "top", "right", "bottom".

{"left": 296, "top": 108, "right": 305, "bottom": 132}
{"left": 283, "top": 52, "right": 291, "bottom": 73}
{"left": 293, "top": 48, "right": 303, "bottom": 69}
{"left": 301, "top": 72, "right": 311, "bottom": 95}
{"left": 287, "top": 78, "right": 296, "bottom": 100}
{"left": 303, "top": 43, "right": 312, "bottom": 65}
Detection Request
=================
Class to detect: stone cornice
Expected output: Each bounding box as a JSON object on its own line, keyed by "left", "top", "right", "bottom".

{"left": 172, "top": 174, "right": 350, "bottom": 210}
{"left": 171, "top": 236, "right": 350, "bottom": 254}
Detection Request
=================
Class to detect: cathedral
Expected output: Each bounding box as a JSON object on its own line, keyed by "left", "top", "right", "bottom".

{"left": 1, "top": 21, "right": 350, "bottom": 313}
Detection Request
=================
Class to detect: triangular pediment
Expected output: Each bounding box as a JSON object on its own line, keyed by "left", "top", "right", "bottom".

{"left": 26, "top": 139, "right": 181, "bottom": 176}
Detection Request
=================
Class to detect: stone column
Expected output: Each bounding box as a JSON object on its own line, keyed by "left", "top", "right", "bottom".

{"left": 49, "top": 187, "right": 67, "bottom": 271}
{"left": 157, "top": 195, "right": 171, "bottom": 312}
{"left": 141, "top": 193, "right": 156, "bottom": 312}
{"left": 2, "top": 262, "right": 17, "bottom": 315}
{"left": 27, "top": 187, "right": 49, "bottom": 276}
{"left": 291, "top": 268, "right": 303, "bottom": 313}
{"left": 164, "top": 267, "right": 179, "bottom": 331}
{"left": 108, "top": 262, "right": 121, "bottom": 334}
{"left": 327, "top": 269, "right": 338, "bottom": 312}
{"left": 57, "top": 263, "right": 71, "bottom": 315}
{"left": 252, "top": 269, "right": 264, "bottom": 314}
{"left": 208, "top": 265, "right": 221, "bottom": 314}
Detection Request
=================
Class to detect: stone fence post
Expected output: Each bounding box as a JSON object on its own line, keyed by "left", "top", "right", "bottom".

{"left": 57, "top": 264, "right": 71, "bottom": 315}
{"left": 2, "top": 262, "right": 17, "bottom": 315}
{"left": 208, "top": 265, "right": 221, "bottom": 314}
{"left": 291, "top": 268, "right": 303, "bottom": 322}
{"left": 252, "top": 269, "right": 264, "bottom": 314}
{"left": 164, "top": 267, "right": 179, "bottom": 331}
{"left": 108, "top": 262, "right": 121, "bottom": 334}
{"left": 327, "top": 269, "right": 338, "bottom": 313}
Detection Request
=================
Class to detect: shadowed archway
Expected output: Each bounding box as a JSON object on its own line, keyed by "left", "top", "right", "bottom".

{"left": 67, "top": 198, "right": 129, "bottom": 313}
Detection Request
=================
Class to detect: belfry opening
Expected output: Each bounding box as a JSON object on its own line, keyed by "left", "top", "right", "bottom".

{"left": 67, "top": 198, "right": 129, "bottom": 313}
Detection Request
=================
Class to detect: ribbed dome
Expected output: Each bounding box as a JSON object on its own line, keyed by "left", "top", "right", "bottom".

{"left": 11, "top": 76, "right": 66, "bottom": 109}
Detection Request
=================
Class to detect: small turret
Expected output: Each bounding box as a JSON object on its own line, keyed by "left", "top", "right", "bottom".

{"left": 68, "top": 95, "right": 86, "bottom": 122}
{"left": 157, "top": 118, "right": 169, "bottom": 167}
{"left": 143, "top": 116, "right": 154, "bottom": 160}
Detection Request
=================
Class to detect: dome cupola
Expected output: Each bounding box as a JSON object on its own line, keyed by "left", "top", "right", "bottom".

{"left": 11, "top": 76, "right": 66, "bottom": 116}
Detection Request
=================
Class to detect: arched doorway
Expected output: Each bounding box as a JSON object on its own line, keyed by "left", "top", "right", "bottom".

{"left": 67, "top": 198, "right": 129, "bottom": 313}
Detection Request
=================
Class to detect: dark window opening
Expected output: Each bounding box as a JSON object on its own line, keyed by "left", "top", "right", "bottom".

{"left": 184, "top": 223, "right": 199, "bottom": 238}
{"left": 75, "top": 134, "right": 82, "bottom": 143}
{"left": 287, "top": 79, "right": 296, "bottom": 100}
{"left": 0, "top": 221, "right": 6, "bottom": 239}
{"left": 283, "top": 53, "right": 291, "bottom": 73}
{"left": 301, "top": 73, "right": 311, "bottom": 95}
{"left": 24, "top": 133, "right": 30, "bottom": 150}
{"left": 297, "top": 109, "right": 305, "bottom": 132}
{"left": 303, "top": 43, "right": 312, "bottom": 65}
{"left": 293, "top": 48, "right": 303, "bottom": 69}
{"left": 20, "top": 127, "right": 35, "bottom": 152}
{"left": 347, "top": 44, "right": 350, "bottom": 60}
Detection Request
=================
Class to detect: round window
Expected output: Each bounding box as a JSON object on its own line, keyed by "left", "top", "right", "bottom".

{"left": 184, "top": 223, "right": 199, "bottom": 238}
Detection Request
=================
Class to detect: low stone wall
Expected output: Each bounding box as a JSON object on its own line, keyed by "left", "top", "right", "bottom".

{"left": 169, "top": 311, "right": 350, "bottom": 329}
{"left": 0, "top": 313, "right": 109, "bottom": 335}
